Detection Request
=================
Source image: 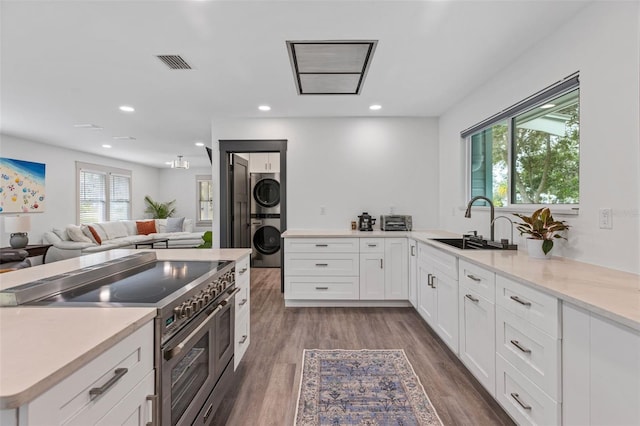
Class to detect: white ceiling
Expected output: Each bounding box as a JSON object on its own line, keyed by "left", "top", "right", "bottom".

{"left": 0, "top": 0, "right": 592, "bottom": 168}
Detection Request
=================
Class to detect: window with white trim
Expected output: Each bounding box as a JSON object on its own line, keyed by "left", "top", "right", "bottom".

{"left": 77, "top": 162, "right": 131, "bottom": 224}
{"left": 463, "top": 75, "right": 580, "bottom": 208}
{"left": 196, "top": 175, "right": 213, "bottom": 226}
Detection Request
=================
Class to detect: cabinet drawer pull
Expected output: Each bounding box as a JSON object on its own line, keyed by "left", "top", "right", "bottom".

{"left": 510, "top": 339, "right": 532, "bottom": 353}
{"left": 465, "top": 294, "right": 479, "bottom": 303}
{"left": 368, "top": 243, "right": 378, "bottom": 247}
{"left": 380, "top": 259, "right": 383, "bottom": 269}
{"left": 411, "top": 246, "right": 416, "bottom": 256}
{"left": 467, "top": 274, "right": 481, "bottom": 282}
{"left": 510, "top": 295, "right": 532, "bottom": 306}
{"left": 315, "top": 286, "right": 329, "bottom": 290}
{"left": 428, "top": 274, "right": 436, "bottom": 288}
{"left": 239, "top": 298, "right": 248, "bottom": 306}
{"left": 239, "top": 335, "right": 248, "bottom": 344}
{"left": 146, "top": 394, "right": 158, "bottom": 426}
{"left": 510, "top": 392, "right": 532, "bottom": 410}
{"left": 89, "top": 368, "right": 128, "bottom": 400}
{"left": 315, "top": 263, "right": 328, "bottom": 267}
{"left": 315, "top": 244, "right": 328, "bottom": 247}
{"left": 239, "top": 267, "right": 248, "bottom": 274}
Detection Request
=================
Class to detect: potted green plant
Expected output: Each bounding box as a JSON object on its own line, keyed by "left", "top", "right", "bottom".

{"left": 513, "top": 207, "right": 570, "bottom": 258}
{"left": 143, "top": 195, "right": 176, "bottom": 219}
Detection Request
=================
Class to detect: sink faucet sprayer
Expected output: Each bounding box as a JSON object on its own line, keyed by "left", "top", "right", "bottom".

{"left": 491, "top": 215, "right": 514, "bottom": 245}
{"left": 464, "top": 196, "right": 495, "bottom": 241}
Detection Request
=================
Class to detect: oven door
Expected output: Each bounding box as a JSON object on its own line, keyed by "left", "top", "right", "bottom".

{"left": 161, "top": 289, "right": 237, "bottom": 426}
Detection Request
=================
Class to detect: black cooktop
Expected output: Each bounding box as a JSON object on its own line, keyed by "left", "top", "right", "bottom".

{"left": 33, "top": 260, "right": 231, "bottom": 305}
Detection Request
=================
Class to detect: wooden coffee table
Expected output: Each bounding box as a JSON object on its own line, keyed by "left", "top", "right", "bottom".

{"left": 134, "top": 238, "right": 169, "bottom": 249}
{"left": 0, "top": 244, "right": 53, "bottom": 263}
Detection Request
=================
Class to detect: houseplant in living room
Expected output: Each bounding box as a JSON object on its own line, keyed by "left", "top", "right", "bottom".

{"left": 143, "top": 195, "right": 176, "bottom": 219}
{"left": 513, "top": 207, "right": 570, "bottom": 259}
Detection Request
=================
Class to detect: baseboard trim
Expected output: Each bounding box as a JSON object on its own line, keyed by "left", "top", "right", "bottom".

{"left": 284, "top": 300, "right": 412, "bottom": 308}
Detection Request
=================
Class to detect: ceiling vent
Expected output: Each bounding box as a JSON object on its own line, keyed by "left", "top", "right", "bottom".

{"left": 156, "top": 55, "right": 192, "bottom": 70}
{"left": 286, "top": 40, "right": 377, "bottom": 95}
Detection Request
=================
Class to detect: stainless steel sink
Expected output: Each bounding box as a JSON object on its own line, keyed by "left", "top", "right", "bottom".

{"left": 431, "top": 237, "right": 517, "bottom": 250}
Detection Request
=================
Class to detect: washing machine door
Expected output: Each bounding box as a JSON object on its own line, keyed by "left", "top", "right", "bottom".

{"left": 253, "top": 178, "right": 280, "bottom": 208}
{"left": 253, "top": 225, "right": 281, "bottom": 255}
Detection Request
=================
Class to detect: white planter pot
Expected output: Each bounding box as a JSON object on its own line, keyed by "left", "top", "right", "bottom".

{"left": 527, "top": 238, "right": 553, "bottom": 259}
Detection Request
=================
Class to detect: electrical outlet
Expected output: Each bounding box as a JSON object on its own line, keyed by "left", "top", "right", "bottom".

{"left": 599, "top": 208, "right": 613, "bottom": 229}
{"left": 320, "top": 206, "right": 326, "bottom": 215}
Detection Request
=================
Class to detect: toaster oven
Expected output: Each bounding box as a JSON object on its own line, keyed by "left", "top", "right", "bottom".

{"left": 380, "top": 215, "right": 412, "bottom": 231}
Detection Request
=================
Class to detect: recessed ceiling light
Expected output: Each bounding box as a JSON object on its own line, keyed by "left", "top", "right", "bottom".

{"left": 165, "top": 162, "right": 172, "bottom": 165}
{"left": 119, "top": 105, "right": 135, "bottom": 112}
{"left": 102, "top": 144, "right": 112, "bottom": 148}
{"left": 540, "top": 103, "right": 556, "bottom": 109}
{"left": 73, "top": 124, "right": 103, "bottom": 130}
{"left": 195, "top": 142, "right": 205, "bottom": 147}
{"left": 369, "top": 104, "right": 382, "bottom": 110}
{"left": 258, "top": 105, "right": 271, "bottom": 111}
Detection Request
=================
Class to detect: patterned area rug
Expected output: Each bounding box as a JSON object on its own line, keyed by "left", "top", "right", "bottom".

{"left": 295, "top": 349, "right": 443, "bottom": 426}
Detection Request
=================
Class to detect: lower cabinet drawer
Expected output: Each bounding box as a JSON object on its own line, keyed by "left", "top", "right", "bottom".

{"left": 496, "top": 354, "right": 560, "bottom": 426}
{"left": 27, "top": 322, "right": 154, "bottom": 426}
{"left": 496, "top": 306, "right": 560, "bottom": 400}
{"left": 285, "top": 276, "right": 359, "bottom": 300}
{"left": 235, "top": 281, "right": 250, "bottom": 317}
{"left": 234, "top": 310, "right": 250, "bottom": 370}
{"left": 285, "top": 253, "right": 359, "bottom": 276}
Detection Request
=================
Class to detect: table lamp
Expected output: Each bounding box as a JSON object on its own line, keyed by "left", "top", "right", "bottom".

{"left": 5, "top": 215, "right": 31, "bottom": 248}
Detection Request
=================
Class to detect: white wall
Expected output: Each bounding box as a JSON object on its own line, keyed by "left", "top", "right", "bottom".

{"left": 158, "top": 166, "right": 213, "bottom": 233}
{"left": 0, "top": 134, "right": 161, "bottom": 247}
{"left": 438, "top": 2, "right": 640, "bottom": 273}
{"left": 211, "top": 117, "right": 439, "bottom": 247}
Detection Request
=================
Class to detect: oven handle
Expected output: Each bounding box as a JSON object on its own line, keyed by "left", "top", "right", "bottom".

{"left": 163, "top": 287, "right": 240, "bottom": 362}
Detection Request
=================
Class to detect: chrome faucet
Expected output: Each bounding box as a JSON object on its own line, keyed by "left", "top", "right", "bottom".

{"left": 464, "top": 196, "right": 495, "bottom": 241}
{"left": 491, "top": 215, "right": 514, "bottom": 245}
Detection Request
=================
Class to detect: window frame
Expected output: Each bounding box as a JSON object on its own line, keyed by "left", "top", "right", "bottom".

{"left": 76, "top": 162, "right": 132, "bottom": 224}
{"left": 462, "top": 73, "right": 580, "bottom": 215}
{"left": 195, "top": 174, "right": 213, "bottom": 227}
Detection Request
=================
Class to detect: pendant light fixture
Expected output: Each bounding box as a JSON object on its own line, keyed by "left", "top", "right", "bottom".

{"left": 171, "top": 155, "right": 189, "bottom": 169}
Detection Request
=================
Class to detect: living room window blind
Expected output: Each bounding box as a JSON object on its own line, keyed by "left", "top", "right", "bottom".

{"left": 77, "top": 162, "right": 132, "bottom": 224}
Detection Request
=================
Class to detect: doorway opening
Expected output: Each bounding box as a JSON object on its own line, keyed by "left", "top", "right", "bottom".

{"left": 219, "top": 140, "right": 287, "bottom": 273}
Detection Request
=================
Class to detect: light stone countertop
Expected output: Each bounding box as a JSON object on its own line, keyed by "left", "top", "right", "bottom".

{"left": 282, "top": 229, "right": 640, "bottom": 331}
{"left": 0, "top": 248, "right": 252, "bottom": 409}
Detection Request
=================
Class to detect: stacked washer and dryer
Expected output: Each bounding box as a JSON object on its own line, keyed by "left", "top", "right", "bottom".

{"left": 250, "top": 173, "right": 281, "bottom": 267}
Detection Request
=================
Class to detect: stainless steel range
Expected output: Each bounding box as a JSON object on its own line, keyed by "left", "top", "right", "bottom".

{"left": 0, "top": 251, "right": 237, "bottom": 426}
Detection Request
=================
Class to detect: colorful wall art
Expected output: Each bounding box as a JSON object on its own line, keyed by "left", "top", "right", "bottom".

{"left": 0, "top": 158, "right": 46, "bottom": 213}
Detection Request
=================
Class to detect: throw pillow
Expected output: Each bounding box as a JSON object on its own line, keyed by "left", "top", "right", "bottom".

{"left": 136, "top": 220, "right": 157, "bottom": 235}
{"left": 53, "top": 228, "right": 70, "bottom": 241}
{"left": 99, "top": 221, "right": 128, "bottom": 239}
{"left": 67, "top": 225, "right": 92, "bottom": 243}
{"left": 81, "top": 225, "right": 102, "bottom": 245}
{"left": 166, "top": 217, "right": 185, "bottom": 233}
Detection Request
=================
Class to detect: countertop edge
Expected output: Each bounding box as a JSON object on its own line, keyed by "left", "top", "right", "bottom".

{"left": 0, "top": 309, "right": 157, "bottom": 410}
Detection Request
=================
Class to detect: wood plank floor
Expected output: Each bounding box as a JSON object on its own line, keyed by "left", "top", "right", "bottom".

{"left": 213, "top": 268, "right": 515, "bottom": 426}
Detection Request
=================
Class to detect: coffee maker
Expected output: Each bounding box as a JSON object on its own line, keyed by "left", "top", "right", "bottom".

{"left": 358, "top": 212, "right": 376, "bottom": 231}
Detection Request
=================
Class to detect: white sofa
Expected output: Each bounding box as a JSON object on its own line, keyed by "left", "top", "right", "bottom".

{"left": 42, "top": 218, "right": 204, "bottom": 262}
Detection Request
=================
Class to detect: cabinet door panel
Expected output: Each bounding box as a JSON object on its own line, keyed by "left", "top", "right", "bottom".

{"left": 360, "top": 254, "right": 385, "bottom": 300}
{"left": 459, "top": 286, "right": 495, "bottom": 394}
{"left": 417, "top": 265, "right": 436, "bottom": 326}
{"left": 94, "top": 371, "right": 154, "bottom": 426}
{"left": 384, "top": 238, "right": 408, "bottom": 300}
{"left": 408, "top": 240, "right": 418, "bottom": 308}
{"left": 433, "top": 270, "right": 458, "bottom": 353}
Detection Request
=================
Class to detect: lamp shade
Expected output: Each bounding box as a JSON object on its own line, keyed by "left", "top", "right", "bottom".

{"left": 4, "top": 215, "right": 31, "bottom": 233}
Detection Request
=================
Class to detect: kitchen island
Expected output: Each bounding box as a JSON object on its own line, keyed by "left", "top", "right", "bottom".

{"left": 0, "top": 248, "right": 251, "bottom": 425}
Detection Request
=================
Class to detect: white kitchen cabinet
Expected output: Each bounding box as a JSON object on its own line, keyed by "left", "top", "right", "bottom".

{"left": 249, "top": 152, "right": 279, "bottom": 173}
{"left": 417, "top": 242, "right": 459, "bottom": 353}
{"left": 562, "top": 303, "right": 640, "bottom": 426}
{"left": 360, "top": 252, "right": 385, "bottom": 300}
{"left": 458, "top": 260, "right": 496, "bottom": 396}
{"left": 359, "top": 238, "right": 408, "bottom": 300}
{"left": 408, "top": 239, "right": 418, "bottom": 308}
{"left": 384, "top": 238, "right": 408, "bottom": 300}
{"left": 25, "top": 322, "right": 155, "bottom": 426}
{"left": 285, "top": 238, "right": 360, "bottom": 301}
{"left": 234, "top": 254, "right": 251, "bottom": 370}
